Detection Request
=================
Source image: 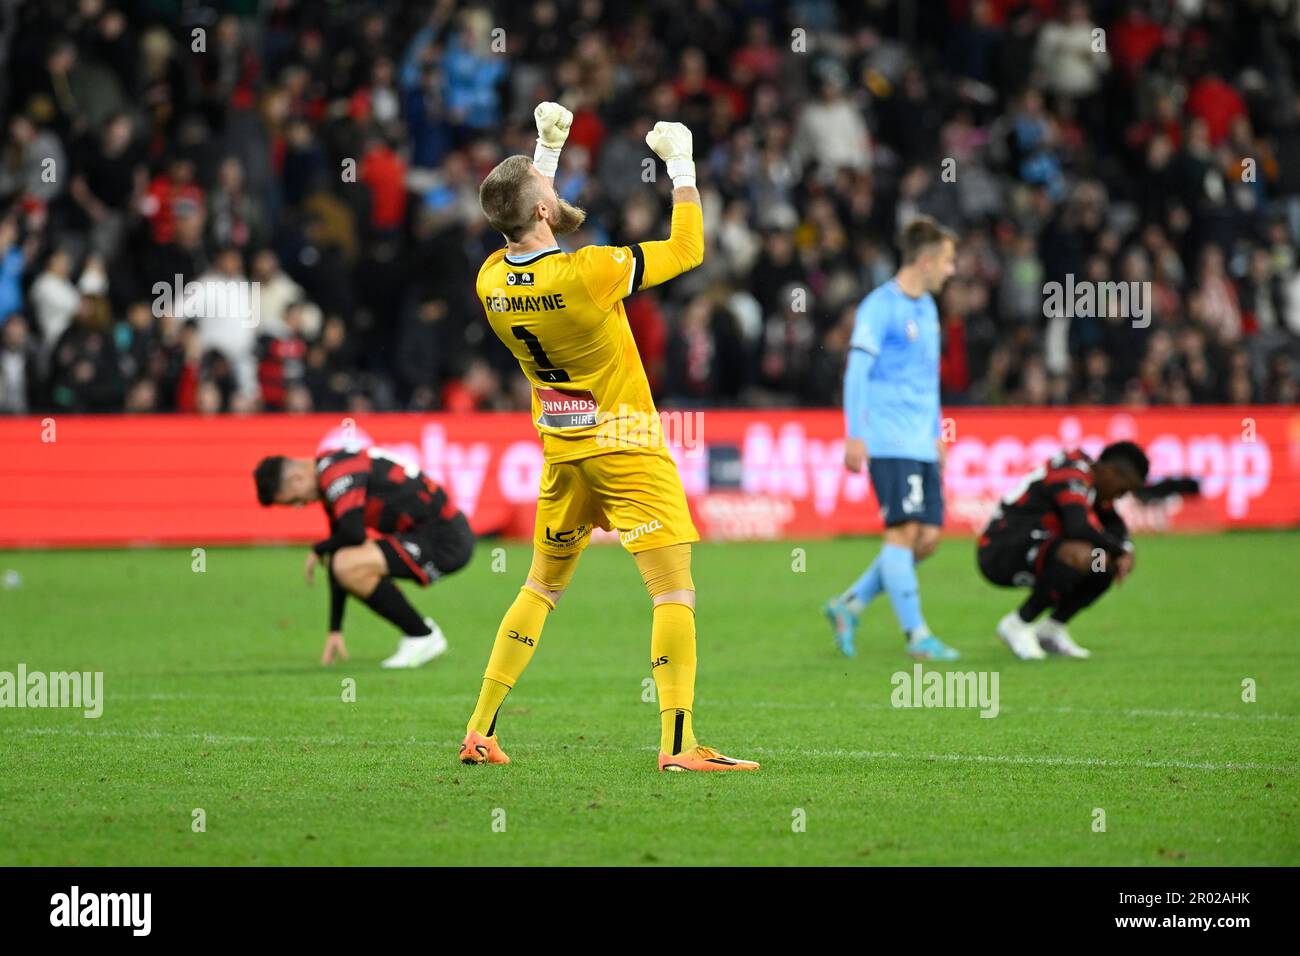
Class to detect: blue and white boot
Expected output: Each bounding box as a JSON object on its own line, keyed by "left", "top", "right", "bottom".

{"left": 823, "top": 597, "right": 859, "bottom": 658}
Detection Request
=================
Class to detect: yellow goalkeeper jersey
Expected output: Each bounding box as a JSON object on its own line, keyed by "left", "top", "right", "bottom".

{"left": 477, "top": 201, "right": 704, "bottom": 463}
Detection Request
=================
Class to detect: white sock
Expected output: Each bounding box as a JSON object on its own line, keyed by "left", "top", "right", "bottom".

{"left": 1038, "top": 618, "right": 1066, "bottom": 638}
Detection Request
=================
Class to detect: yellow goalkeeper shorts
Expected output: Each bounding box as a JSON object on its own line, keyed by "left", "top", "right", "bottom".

{"left": 533, "top": 449, "right": 699, "bottom": 556}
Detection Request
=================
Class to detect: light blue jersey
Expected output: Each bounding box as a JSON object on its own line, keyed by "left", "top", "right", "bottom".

{"left": 844, "top": 279, "right": 941, "bottom": 462}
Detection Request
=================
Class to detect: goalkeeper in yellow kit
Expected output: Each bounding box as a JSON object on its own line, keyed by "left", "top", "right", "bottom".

{"left": 458, "top": 102, "right": 758, "bottom": 772}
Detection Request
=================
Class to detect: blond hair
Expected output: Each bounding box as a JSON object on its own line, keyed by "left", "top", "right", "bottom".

{"left": 479, "top": 155, "right": 543, "bottom": 242}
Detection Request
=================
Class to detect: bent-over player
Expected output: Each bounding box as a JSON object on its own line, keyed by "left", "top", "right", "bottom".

{"left": 254, "top": 448, "right": 474, "bottom": 667}
{"left": 978, "top": 442, "right": 1148, "bottom": 659}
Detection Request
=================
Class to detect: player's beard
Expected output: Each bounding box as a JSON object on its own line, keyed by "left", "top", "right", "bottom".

{"left": 549, "top": 198, "right": 587, "bottom": 236}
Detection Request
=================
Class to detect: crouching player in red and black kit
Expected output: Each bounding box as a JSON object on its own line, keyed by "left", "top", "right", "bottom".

{"left": 977, "top": 441, "right": 1149, "bottom": 660}
{"left": 254, "top": 448, "right": 475, "bottom": 668}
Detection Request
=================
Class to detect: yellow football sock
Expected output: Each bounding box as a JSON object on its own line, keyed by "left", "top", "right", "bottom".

{"left": 467, "top": 586, "right": 553, "bottom": 735}
{"left": 651, "top": 601, "right": 698, "bottom": 755}
{"left": 467, "top": 678, "right": 511, "bottom": 737}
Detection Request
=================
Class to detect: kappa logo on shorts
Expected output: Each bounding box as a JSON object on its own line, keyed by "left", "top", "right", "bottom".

{"left": 619, "top": 519, "right": 663, "bottom": 545}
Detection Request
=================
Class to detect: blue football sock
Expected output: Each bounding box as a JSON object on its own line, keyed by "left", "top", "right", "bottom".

{"left": 880, "top": 543, "right": 927, "bottom": 637}
{"left": 844, "top": 557, "right": 884, "bottom": 613}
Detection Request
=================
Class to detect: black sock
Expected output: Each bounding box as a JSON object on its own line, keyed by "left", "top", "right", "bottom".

{"left": 363, "top": 578, "right": 431, "bottom": 636}
{"left": 1019, "top": 559, "right": 1085, "bottom": 622}
{"left": 1051, "top": 569, "right": 1114, "bottom": 624}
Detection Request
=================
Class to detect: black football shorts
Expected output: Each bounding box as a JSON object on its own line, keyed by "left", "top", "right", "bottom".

{"left": 377, "top": 512, "right": 475, "bottom": 586}
{"left": 977, "top": 526, "right": 1063, "bottom": 588}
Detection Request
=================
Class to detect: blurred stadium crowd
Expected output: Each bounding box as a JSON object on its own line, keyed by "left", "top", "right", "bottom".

{"left": 1, "top": 0, "right": 1299, "bottom": 416}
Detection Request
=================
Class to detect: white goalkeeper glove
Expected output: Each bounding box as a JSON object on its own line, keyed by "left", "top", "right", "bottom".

{"left": 532, "top": 101, "right": 572, "bottom": 178}
{"left": 645, "top": 121, "right": 695, "bottom": 188}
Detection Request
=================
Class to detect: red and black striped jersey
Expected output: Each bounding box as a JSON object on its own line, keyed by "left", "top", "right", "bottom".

{"left": 982, "top": 449, "right": 1129, "bottom": 554}
{"left": 311, "top": 448, "right": 460, "bottom": 555}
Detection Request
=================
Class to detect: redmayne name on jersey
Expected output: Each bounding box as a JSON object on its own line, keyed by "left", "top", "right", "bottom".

{"left": 485, "top": 292, "right": 568, "bottom": 313}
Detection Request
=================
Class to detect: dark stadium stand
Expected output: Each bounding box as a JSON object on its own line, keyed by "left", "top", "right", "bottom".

{"left": 1, "top": 0, "right": 1297, "bottom": 416}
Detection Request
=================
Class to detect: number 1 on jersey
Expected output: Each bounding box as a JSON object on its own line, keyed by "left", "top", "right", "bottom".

{"left": 512, "top": 325, "right": 570, "bottom": 383}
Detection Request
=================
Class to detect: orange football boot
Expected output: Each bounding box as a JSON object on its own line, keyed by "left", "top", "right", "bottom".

{"left": 658, "top": 745, "right": 760, "bottom": 772}
{"left": 459, "top": 730, "right": 511, "bottom": 765}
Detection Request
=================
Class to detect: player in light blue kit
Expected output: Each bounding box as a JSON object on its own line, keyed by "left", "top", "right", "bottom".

{"left": 824, "top": 217, "right": 960, "bottom": 660}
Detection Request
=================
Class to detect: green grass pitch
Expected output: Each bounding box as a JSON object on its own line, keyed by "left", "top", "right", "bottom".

{"left": 1, "top": 533, "right": 1296, "bottom": 866}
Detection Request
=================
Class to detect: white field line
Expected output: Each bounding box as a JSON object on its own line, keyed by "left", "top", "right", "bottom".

{"left": 1037, "top": 705, "right": 1299, "bottom": 723}
{"left": 743, "top": 747, "right": 1297, "bottom": 774}
{"left": 0, "top": 726, "right": 431, "bottom": 747}
{"left": 1, "top": 726, "right": 1294, "bottom": 774}
{"left": 701, "top": 699, "right": 1300, "bottom": 722}
{"left": 104, "top": 691, "right": 1300, "bottom": 723}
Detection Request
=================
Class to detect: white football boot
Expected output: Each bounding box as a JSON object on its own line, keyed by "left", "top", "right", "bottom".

{"left": 997, "top": 612, "right": 1047, "bottom": 660}
{"left": 1036, "top": 619, "right": 1091, "bottom": 658}
{"left": 380, "top": 618, "right": 448, "bottom": 668}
